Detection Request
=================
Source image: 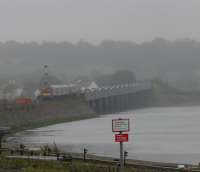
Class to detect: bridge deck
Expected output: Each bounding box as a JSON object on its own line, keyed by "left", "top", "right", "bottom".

{"left": 84, "top": 82, "right": 152, "bottom": 101}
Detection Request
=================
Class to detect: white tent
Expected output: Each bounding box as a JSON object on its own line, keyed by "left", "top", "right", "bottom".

{"left": 87, "top": 81, "right": 98, "bottom": 90}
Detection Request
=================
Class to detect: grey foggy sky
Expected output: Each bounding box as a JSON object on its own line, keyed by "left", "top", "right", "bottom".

{"left": 0, "top": 0, "right": 200, "bottom": 43}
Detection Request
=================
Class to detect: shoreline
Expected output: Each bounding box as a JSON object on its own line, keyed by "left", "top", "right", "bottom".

{"left": 5, "top": 113, "right": 99, "bottom": 137}
{"left": 7, "top": 102, "right": 200, "bottom": 134}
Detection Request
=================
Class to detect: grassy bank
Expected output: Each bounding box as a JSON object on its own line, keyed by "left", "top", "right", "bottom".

{"left": 0, "top": 156, "right": 187, "bottom": 172}
{"left": 0, "top": 96, "right": 97, "bottom": 133}
{"left": 0, "top": 157, "right": 125, "bottom": 172}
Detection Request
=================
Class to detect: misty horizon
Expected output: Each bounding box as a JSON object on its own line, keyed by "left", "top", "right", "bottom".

{"left": 0, "top": 37, "right": 199, "bottom": 45}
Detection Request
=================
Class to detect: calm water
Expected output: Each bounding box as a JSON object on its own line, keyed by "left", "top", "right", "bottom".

{"left": 7, "top": 106, "right": 200, "bottom": 164}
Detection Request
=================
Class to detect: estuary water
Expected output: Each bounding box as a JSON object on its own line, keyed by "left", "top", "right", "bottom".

{"left": 7, "top": 106, "right": 200, "bottom": 164}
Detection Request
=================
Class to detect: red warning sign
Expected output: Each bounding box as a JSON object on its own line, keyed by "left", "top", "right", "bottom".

{"left": 115, "top": 134, "right": 129, "bottom": 142}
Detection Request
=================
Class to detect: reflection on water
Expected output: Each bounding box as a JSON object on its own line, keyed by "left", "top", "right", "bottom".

{"left": 7, "top": 106, "right": 200, "bottom": 164}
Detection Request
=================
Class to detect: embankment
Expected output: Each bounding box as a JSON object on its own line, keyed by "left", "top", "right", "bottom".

{"left": 0, "top": 96, "right": 96, "bottom": 132}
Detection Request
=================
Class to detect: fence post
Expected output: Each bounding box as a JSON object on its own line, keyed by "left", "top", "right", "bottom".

{"left": 124, "top": 151, "right": 128, "bottom": 165}
{"left": 19, "top": 144, "right": 25, "bottom": 156}
{"left": 83, "top": 148, "right": 88, "bottom": 161}
{"left": 0, "top": 136, "right": 2, "bottom": 154}
{"left": 116, "top": 163, "right": 120, "bottom": 172}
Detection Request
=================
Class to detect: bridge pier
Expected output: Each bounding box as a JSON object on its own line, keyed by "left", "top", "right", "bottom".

{"left": 101, "top": 98, "right": 106, "bottom": 114}
{"left": 113, "top": 96, "right": 118, "bottom": 112}
{"left": 96, "top": 99, "right": 103, "bottom": 114}
{"left": 124, "top": 94, "right": 129, "bottom": 110}
{"left": 120, "top": 95, "right": 125, "bottom": 111}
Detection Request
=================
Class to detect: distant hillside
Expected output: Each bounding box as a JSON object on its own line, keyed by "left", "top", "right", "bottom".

{"left": 1, "top": 39, "right": 200, "bottom": 90}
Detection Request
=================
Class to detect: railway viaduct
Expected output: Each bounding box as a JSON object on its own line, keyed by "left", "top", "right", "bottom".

{"left": 84, "top": 82, "right": 153, "bottom": 114}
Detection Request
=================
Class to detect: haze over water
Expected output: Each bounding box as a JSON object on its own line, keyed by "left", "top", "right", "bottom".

{"left": 9, "top": 106, "right": 200, "bottom": 164}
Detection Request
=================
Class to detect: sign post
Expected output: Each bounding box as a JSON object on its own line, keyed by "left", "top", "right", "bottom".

{"left": 120, "top": 131, "right": 124, "bottom": 172}
{"left": 112, "top": 118, "right": 130, "bottom": 172}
